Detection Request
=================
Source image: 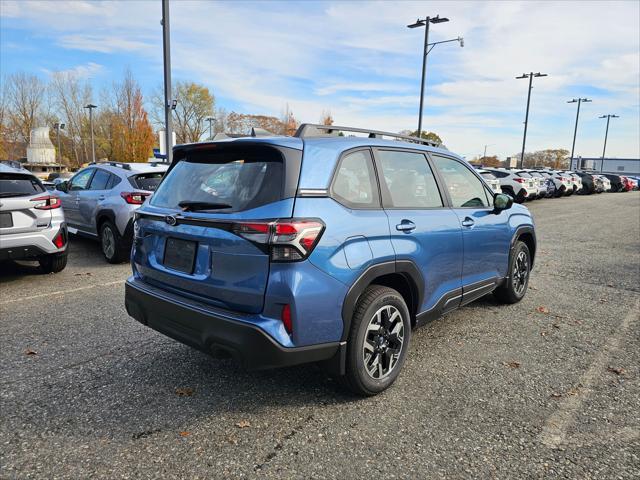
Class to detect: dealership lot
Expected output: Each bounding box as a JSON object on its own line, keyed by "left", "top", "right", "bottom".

{"left": 1, "top": 193, "right": 638, "bottom": 478}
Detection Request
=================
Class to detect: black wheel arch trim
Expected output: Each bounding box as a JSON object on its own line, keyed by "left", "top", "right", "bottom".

{"left": 510, "top": 225, "right": 536, "bottom": 268}
{"left": 96, "top": 209, "right": 117, "bottom": 231}
{"left": 340, "top": 260, "right": 425, "bottom": 343}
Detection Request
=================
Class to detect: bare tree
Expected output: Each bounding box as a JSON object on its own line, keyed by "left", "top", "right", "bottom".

{"left": 5, "top": 72, "right": 48, "bottom": 156}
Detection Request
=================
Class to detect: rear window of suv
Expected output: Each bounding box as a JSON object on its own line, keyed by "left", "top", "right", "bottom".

{"left": 0, "top": 173, "right": 45, "bottom": 197}
{"left": 480, "top": 172, "right": 497, "bottom": 180}
{"left": 130, "top": 172, "right": 164, "bottom": 191}
{"left": 150, "top": 146, "right": 283, "bottom": 212}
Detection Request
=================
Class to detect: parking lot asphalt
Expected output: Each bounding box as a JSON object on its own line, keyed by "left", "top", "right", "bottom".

{"left": 1, "top": 192, "right": 639, "bottom": 479}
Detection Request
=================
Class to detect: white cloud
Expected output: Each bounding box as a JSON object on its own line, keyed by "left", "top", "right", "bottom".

{"left": 42, "top": 62, "right": 104, "bottom": 79}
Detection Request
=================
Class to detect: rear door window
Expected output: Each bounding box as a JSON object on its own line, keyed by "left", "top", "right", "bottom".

{"left": 376, "top": 150, "right": 443, "bottom": 208}
{"left": 88, "top": 169, "right": 111, "bottom": 190}
{"left": 130, "top": 172, "right": 164, "bottom": 191}
{"left": 70, "top": 169, "right": 95, "bottom": 191}
{"left": 331, "top": 150, "right": 379, "bottom": 208}
{"left": 0, "top": 173, "right": 45, "bottom": 197}
{"left": 150, "top": 147, "right": 283, "bottom": 212}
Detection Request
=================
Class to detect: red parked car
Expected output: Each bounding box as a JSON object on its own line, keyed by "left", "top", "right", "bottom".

{"left": 620, "top": 176, "right": 634, "bottom": 192}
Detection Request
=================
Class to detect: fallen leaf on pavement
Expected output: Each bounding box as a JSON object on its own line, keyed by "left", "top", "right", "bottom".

{"left": 607, "top": 366, "right": 626, "bottom": 376}
{"left": 529, "top": 285, "right": 538, "bottom": 291}
{"left": 536, "top": 306, "right": 549, "bottom": 314}
{"left": 179, "top": 431, "right": 190, "bottom": 437}
{"left": 175, "top": 387, "right": 194, "bottom": 397}
{"left": 552, "top": 323, "right": 560, "bottom": 329}
{"left": 540, "top": 331, "right": 547, "bottom": 337}
{"left": 550, "top": 392, "right": 563, "bottom": 398}
{"left": 24, "top": 349, "right": 37, "bottom": 356}
{"left": 599, "top": 298, "right": 608, "bottom": 303}
{"left": 236, "top": 420, "right": 251, "bottom": 428}
{"left": 504, "top": 361, "right": 520, "bottom": 369}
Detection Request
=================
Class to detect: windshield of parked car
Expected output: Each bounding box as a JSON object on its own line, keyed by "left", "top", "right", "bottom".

{"left": 0, "top": 173, "right": 45, "bottom": 197}
{"left": 150, "top": 146, "right": 283, "bottom": 213}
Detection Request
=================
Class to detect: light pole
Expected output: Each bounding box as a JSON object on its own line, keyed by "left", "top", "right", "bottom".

{"left": 84, "top": 104, "right": 97, "bottom": 163}
{"left": 567, "top": 98, "right": 591, "bottom": 170}
{"left": 162, "top": 0, "right": 174, "bottom": 163}
{"left": 53, "top": 122, "right": 65, "bottom": 163}
{"left": 483, "top": 144, "right": 494, "bottom": 159}
{"left": 516, "top": 72, "right": 547, "bottom": 168}
{"left": 205, "top": 116, "right": 215, "bottom": 140}
{"left": 599, "top": 114, "right": 619, "bottom": 160}
{"left": 408, "top": 15, "right": 462, "bottom": 138}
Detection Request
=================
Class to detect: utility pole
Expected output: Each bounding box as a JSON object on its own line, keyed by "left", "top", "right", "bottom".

{"left": 84, "top": 104, "right": 97, "bottom": 163}
{"left": 567, "top": 98, "right": 591, "bottom": 170}
{"left": 516, "top": 72, "right": 547, "bottom": 168}
{"left": 162, "top": 0, "right": 173, "bottom": 164}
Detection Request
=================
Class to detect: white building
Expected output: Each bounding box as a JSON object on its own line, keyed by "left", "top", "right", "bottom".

{"left": 26, "top": 127, "right": 56, "bottom": 164}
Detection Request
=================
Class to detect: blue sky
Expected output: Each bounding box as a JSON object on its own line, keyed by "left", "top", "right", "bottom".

{"left": 1, "top": 0, "right": 639, "bottom": 159}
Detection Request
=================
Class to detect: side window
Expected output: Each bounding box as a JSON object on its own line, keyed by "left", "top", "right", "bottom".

{"left": 377, "top": 150, "right": 443, "bottom": 208}
{"left": 106, "top": 175, "right": 122, "bottom": 190}
{"left": 331, "top": 150, "right": 379, "bottom": 208}
{"left": 70, "top": 169, "right": 94, "bottom": 191}
{"left": 432, "top": 155, "right": 490, "bottom": 208}
{"left": 88, "top": 169, "right": 111, "bottom": 190}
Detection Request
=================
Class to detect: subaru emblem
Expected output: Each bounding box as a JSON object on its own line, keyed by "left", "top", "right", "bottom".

{"left": 165, "top": 215, "right": 177, "bottom": 226}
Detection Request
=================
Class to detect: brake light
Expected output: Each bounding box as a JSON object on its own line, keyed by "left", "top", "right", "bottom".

{"left": 120, "top": 192, "right": 150, "bottom": 205}
{"left": 281, "top": 304, "right": 292, "bottom": 335}
{"left": 31, "top": 195, "right": 61, "bottom": 210}
{"left": 52, "top": 228, "right": 66, "bottom": 248}
{"left": 233, "top": 219, "right": 325, "bottom": 262}
{"left": 513, "top": 178, "right": 525, "bottom": 184}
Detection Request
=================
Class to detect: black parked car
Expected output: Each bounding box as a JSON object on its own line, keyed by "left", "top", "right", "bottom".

{"left": 601, "top": 174, "right": 624, "bottom": 192}
{"left": 575, "top": 171, "right": 595, "bottom": 194}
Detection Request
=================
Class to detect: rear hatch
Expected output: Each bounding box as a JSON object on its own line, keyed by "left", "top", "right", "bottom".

{"left": 132, "top": 141, "right": 302, "bottom": 313}
{"left": 0, "top": 172, "right": 53, "bottom": 235}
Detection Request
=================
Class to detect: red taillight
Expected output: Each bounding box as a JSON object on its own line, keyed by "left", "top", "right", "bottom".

{"left": 31, "top": 195, "right": 61, "bottom": 210}
{"left": 52, "top": 228, "right": 66, "bottom": 248}
{"left": 281, "top": 304, "right": 292, "bottom": 335}
{"left": 232, "top": 219, "right": 324, "bottom": 262}
{"left": 120, "top": 192, "right": 150, "bottom": 205}
{"left": 513, "top": 178, "right": 525, "bottom": 183}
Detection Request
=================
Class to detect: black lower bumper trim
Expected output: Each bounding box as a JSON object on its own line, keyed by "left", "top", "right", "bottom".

{"left": 125, "top": 279, "right": 340, "bottom": 370}
{"left": 0, "top": 244, "right": 48, "bottom": 261}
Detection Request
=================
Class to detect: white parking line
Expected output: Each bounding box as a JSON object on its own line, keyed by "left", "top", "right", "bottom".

{"left": 539, "top": 300, "right": 639, "bottom": 448}
{"left": 0, "top": 280, "right": 123, "bottom": 305}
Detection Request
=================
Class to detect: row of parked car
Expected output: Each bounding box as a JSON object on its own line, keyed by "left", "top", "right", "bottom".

{"left": 474, "top": 167, "right": 638, "bottom": 203}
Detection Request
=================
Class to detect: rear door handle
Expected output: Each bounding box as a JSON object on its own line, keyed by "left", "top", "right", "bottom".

{"left": 461, "top": 217, "right": 475, "bottom": 228}
{"left": 396, "top": 220, "right": 416, "bottom": 232}
{"left": 98, "top": 195, "right": 105, "bottom": 200}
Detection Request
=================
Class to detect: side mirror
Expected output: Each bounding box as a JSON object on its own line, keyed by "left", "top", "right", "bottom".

{"left": 494, "top": 193, "right": 513, "bottom": 211}
{"left": 56, "top": 181, "right": 68, "bottom": 193}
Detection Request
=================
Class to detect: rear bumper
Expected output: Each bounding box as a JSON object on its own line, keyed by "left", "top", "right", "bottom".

{"left": 0, "top": 225, "right": 67, "bottom": 260}
{"left": 125, "top": 278, "right": 342, "bottom": 370}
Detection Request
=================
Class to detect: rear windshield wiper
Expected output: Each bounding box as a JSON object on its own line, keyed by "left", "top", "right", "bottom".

{"left": 178, "top": 201, "right": 233, "bottom": 211}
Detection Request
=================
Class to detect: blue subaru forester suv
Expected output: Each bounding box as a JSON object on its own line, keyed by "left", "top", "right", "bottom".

{"left": 125, "top": 124, "right": 536, "bottom": 396}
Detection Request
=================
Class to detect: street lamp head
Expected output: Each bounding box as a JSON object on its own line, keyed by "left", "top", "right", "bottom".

{"left": 84, "top": 103, "right": 97, "bottom": 109}
{"left": 567, "top": 99, "right": 578, "bottom": 103}
{"left": 582, "top": 98, "right": 592, "bottom": 103}
{"left": 516, "top": 73, "right": 529, "bottom": 79}
{"left": 533, "top": 73, "right": 548, "bottom": 77}
{"left": 407, "top": 19, "right": 426, "bottom": 28}
{"left": 458, "top": 36, "right": 464, "bottom": 47}
{"left": 60, "top": 123, "right": 65, "bottom": 129}
{"left": 430, "top": 15, "right": 449, "bottom": 24}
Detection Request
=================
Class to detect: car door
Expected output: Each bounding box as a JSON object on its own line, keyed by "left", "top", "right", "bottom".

{"left": 80, "top": 168, "right": 112, "bottom": 234}
{"left": 431, "top": 154, "right": 511, "bottom": 303}
{"left": 372, "top": 148, "right": 464, "bottom": 318}
{"left": 61, "top": 168, "right": 95, "bottom": 229}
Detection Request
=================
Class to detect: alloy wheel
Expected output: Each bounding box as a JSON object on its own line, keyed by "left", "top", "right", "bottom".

{"left": 362, "top": 305, "right": 404, "bottom": 380}
{"left": 101, "top": 227, "right": 115, "bottom": 259}
{"left": 512, "top": 250, "right": 529, "bottom": 295}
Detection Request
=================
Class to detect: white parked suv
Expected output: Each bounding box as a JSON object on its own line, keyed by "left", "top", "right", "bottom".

{"left": 522, "top": 170, "right": 548, "bottom": 198}
{"left": 483, "top": 168, "right": 537, "bottom": 203}
{"left": 476, "top": 169, "right": 502, "bottom": 194}
{"left": 0, "top": 163, "right": 68, "bottom": 273}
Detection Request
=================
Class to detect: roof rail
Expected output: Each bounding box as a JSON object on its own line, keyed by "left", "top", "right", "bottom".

{"left": 90, "top": 161, "right": 131, "bottom": 170}
{"left": 294, "top": 123, "right": 441, "bottom": 147}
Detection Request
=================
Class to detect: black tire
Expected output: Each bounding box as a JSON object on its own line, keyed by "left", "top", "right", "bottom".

{"left": 339, "top": 285, "right": 411, "bottom": 396}
{"left": 99, "top": 220, "right": 129, "bottom": 263}
{"left": 494, "top": 241, "right": 530, "bottom": 304}
{"left": 39, "top": 251, "right": 67, "bottom": 273}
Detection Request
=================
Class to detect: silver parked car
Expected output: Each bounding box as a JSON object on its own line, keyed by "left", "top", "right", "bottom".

{"left": 56, "top": 161, "right": 168, "bottom": 263}
{"left": 0, "top": 163, "right": 68, "bottom": 273}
